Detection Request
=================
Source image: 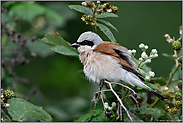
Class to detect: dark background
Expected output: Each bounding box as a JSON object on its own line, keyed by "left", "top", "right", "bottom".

{"left": 2, "top": 1, "right": 182, "bottom": 121}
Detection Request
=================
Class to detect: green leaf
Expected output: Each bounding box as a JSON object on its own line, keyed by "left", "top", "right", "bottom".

{"left": 40, "top": 33, "right": 79, "bottom": 57}
{"left": 97, "top": 19, "right": 118, "bottom": 32}
{"left": 51, "top": 45, "right": 79, "bottom": 56}
{"left": 97, "top": 13, "right": 118, "bottom": 19}
{"left": 1, "top": 109, "right": 11, "bottom": 122}
{"left": 136, "top": 108, "right": 167, "bottom": 122}
{"left": 123, "top": 110, "right": 143, "bottom": 122}
{"left": 7, "top": 98, "right": 52, "bottom": 122}
{"left": 10, "top": 2, "right": 45, "bottom": 22}
{"left": 95, "top": 22, "right": 116, "bottom": 42}
{"left": 152, "top": 77, "right": 166, "bottom": 85}
{"left": 144, "top": 82, "right": 162, "bottom": 93}
{"left": 75, "top": 109, "right": 108, "bottom": 122}
{"left": 162, "top": 53, "right": 174, "bottom": 60}
{"left": 136, "top": 86, "right": 143, "bottom": 90}
{"left": 41, "top": 33, "right": 69, "bottom": 46}
{"left": 68, "top": 5, "right": 93, "bottom": 15}
{"left": 2, "top": 1, "right": 18, "bottom": 8}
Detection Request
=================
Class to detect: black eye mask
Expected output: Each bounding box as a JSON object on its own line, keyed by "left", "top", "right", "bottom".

{"left": 77, "top": 40, "right": 94, "bottom": 47}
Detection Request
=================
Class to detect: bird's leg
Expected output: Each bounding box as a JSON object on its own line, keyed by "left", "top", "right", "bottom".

{"left": 99, "top": 79, "right": 106, "bottom": 91}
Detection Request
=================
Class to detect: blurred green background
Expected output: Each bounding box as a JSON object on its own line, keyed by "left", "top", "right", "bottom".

{"left": 1, "top": 1, "right": 182, "bottom": 121}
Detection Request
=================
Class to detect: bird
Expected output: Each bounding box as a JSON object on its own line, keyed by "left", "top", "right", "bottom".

{"left": 71, "top": 31, "right": 166, "bottom": 101}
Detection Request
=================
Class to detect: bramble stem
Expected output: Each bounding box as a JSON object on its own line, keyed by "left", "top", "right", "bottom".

{"left": 92, "top": 3, "right": 99, "bottom": 33}
{"left": 166, "top": 63, "right": 180, "bottom": 87}
{"left": 150, "top": 98, "right": 160, "bottom": 108}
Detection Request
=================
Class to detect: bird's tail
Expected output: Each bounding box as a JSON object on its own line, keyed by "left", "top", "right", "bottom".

{"left": 150, "top": 89, "right": 166, "bottom": 101}
{"left": 136, "top": 80, "right": 166, "bottom": 101}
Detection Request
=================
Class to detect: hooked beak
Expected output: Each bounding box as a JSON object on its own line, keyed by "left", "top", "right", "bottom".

{"left": 71, "top": 43, "right": 80, "bottom": 49}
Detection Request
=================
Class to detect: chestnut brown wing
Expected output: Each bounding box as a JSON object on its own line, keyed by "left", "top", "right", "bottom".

{"left": 94, "top": 42, "right": 144, "bottom": 81}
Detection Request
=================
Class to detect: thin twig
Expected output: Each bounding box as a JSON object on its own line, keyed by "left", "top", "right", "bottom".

{"left": 100, "top": 90, "right": 107, "bottom": 113}
{"left": 120, "top": 104, "right": 122, "bottom": 121}
{"left": 91, "top": 89, "right": 111, "bottom": 108}
{"left": 104, "top": 80, "right": 134, "bottom": 122}
{"left": 110, "top": 82, "right": 136, "bottom": 94}
{"left": 166, "top": 63, "right": 180, "bottom": 87}
{"left": 174, "top": 50, "right": 179, "bottom": 67}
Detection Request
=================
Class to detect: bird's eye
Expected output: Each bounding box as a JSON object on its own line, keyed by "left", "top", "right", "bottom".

{"left": 79, "top": 40, "right": 94, "bottom": 47}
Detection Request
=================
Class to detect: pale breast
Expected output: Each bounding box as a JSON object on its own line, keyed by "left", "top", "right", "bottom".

{"left": 79, "top": 50, "right": 125, "bottom": 84}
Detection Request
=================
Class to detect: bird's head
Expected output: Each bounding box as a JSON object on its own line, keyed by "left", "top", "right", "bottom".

{"left": 71, "top": 31, "right": 104, "bottom": 52}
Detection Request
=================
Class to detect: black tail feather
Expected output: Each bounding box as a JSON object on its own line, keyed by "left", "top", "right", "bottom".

{"left": 151, "top": 90, "right": 166, "bottom": 101}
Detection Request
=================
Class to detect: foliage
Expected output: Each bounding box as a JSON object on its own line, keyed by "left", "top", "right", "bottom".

{"left": 1, "top": 1, "right": 182, "bottom": 122}
{"left": 40, "top": 33, "right": 78, "bottom": 56}
{"left": 7, "top": 98, "right": 52, "bottom": 122}
{"left": 40, "top": 1, "right": 182, "bottom": 122}
{"left": 1, "top": 1, "right": 76, "bottom": 122}
{"left": 69, "top": 1, "right": 118, "bottom": 42}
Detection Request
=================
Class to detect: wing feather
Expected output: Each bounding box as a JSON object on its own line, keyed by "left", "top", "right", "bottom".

{"left": 94, "top": 42, "right": 144, "bottom": 81}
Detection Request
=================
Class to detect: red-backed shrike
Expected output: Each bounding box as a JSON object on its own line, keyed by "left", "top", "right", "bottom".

{"left": 71, "top": 31, "right": 166, "bottom": 101}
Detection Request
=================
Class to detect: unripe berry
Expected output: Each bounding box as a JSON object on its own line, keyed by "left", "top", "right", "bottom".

{"left": 3, "top": 90, "right": 14, "bottom": 99}
{"left": 172, "top": 41, "right": 182, "bottom": 51}
{"left": 85, "top": 15, "right": 93, "bottom": 22}
{"left": 105, "top": 3, "right": 111, "bottom": 9}
{"left": 175, "top": 92, "right": 182, "bottom": 101}
{"left": 174, "top": 101, "right": 182, "bottom": 109}
{"left": 85, "top": 1, "right": 95, "bottom": 8}
{"left": 112, "top": 6, "right": 118, "bottom": 11}
{"left": 170, "top": 107, "right": 178, "bottom": 114}
{"left": 177, "top": 80, "right": 182, "bottom": 89}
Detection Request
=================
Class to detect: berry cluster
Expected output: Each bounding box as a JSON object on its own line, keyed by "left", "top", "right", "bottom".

{"left": 1, "top": 8, "right": 37, "bottom": 86}
{"left": 161, "top": 26, "right": 182, "bottom": 121}
{"left": 164, "top": 25, "right": 182, "bottom": 67}
{"left": 162, "top": 83, "right": 182, "bottom": 120}
{"left": 81, "top": 1, "right": 118, "bottom": 25}
{"left": 1, "top": 89, "right": 14, "bottom": 108}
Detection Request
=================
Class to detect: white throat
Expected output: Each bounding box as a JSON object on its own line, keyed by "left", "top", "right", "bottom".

{"left": 77, "top": 44, "right": 99, "bottom": 53}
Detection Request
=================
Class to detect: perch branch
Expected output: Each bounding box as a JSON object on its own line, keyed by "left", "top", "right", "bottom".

{"left": 104, "top": 80, "right": 134, "bottom": 122}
